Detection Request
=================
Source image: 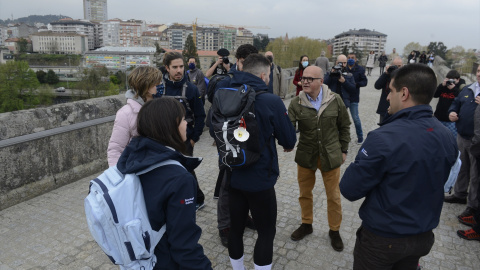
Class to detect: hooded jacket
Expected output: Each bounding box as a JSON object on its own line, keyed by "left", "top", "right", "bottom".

{"left": 107, "top": 90, "right": 144, "bottom": 167}
{"left": 448, "top": 83, "right": 479, "bottom": 139}
{"left": 209, "top": 69, "right": 297, "bottom": 192}
{"left": 340, "top": 105, "right": 458, "bottom": 238}
{"left": 162, "top": 74, "right": 206, "bottom": 142}
{"left": 288, "top": 86, "right": 351, "bottom": 172}
{"left": 117, "top": 136, "right": 212, "bottom": 270}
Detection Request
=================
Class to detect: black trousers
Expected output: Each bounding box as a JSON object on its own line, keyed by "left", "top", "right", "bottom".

{"left": 228, "top": 186, "right": 277, "bottom": 266}
{"left": 353, "top": 226, "right": 434, "bottom": 270}
{"left": 185, "top": 140, "right": 205, "bottom": 204}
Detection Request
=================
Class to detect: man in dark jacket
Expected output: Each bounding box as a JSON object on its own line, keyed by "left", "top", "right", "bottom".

{"left": 374, "top": 57, "right": 403, "bottom": 123}
{"left": 445, "top": 65, "right": 480, "bottom": 220}
{"left": 210, "top": 53, "right": 296, "bottom": 270}
{"left": 340, "top": 64, "right": 458, "bottom": 269}
{"left": 160, "top": 51, "right": 206, "bottom": 210}
{"left": 346, "top": 53, "right": 368, "bottom": 144}
{"left": 324, "top": 54, "right": 356, "bottom": 109}
{"left": 288, "top": 66, "right": 351, "bottom": 252}
{"left": 187, "top": 57, "right": 207, "bottom": 103}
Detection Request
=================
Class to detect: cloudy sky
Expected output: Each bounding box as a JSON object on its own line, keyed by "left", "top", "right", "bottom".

{"left": 1, "top": 0, "right": 479, "bottom": 55}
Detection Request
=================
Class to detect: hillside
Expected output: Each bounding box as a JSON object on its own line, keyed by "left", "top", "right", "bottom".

{"left": 0, "top": 15, "right": 72, "bottom": 26}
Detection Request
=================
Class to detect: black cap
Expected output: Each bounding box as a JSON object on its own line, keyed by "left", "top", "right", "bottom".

{"left": 217, "top": 48, "right": 230, "bottom": 57}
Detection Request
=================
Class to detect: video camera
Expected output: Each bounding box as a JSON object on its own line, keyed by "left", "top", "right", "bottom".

{"left": 330, "top": 63, "right": 346, "bottom": 79}
{"left": 387, "top": 65, "right": 398, "bottom": 74}
{"left": 446, "top": 79, "right": 456, "bottom": 86}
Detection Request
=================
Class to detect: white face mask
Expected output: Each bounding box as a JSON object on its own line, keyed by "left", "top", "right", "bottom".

{"left": 302, "top": 61, "right": 309, "bottom": 68}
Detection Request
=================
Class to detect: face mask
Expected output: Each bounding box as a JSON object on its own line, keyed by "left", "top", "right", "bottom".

{"left": 266, "top": 56, "right": 273, "bottom": 64}
{"left": 188, "top": 63, "right": 195, "bottom": 70}
{"left": 347, "top": 59, "right": 355, "bottom": 66}
{"left": 302, "top": 61, "right": 309, "bottom": 68}
{"left": 152, "top": 84, "right": 164, "bottom": 99}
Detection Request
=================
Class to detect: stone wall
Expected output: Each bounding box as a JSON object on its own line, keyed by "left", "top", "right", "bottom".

{"left": 0, "top": 95, "right": 126, "bottom": 210}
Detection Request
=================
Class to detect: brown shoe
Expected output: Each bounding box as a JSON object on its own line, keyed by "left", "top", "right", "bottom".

{"left": 329, "top": 230, "right": 344, "bottom": 252}
{"left": 291, "top": 223, "right": 313, "bottom": 241}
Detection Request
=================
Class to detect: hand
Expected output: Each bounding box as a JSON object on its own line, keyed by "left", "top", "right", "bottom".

{"left": 476, "top": 96, "right": 480, "bottom": 104}
{"left": 190, "top": 139, "right": 195, "bottom": 147}
{"left": 284, "top": 148, "right": 293, "bottom": 152}
{"left": 298, "top": 81, "right": 302, "bottom": 86}
{"left": 447, "top": 83, "right": 455, "bottom": 90}
{"left": 338, "top": 76, "right": 345, "bottom": 83}
{"left": 215, "top": 57, "right": 223, "bottom": 66}
{"left": 449, "top": 112, "right": 458, "bottom": 122}
{"left": 223, "top": 62, "right": 231, "bottom": 71}
{"left": 442, "top": 79, "right": 447, "bottom": 87}
{"left": 342, "top": 153, "right": 347, "bottom": 164}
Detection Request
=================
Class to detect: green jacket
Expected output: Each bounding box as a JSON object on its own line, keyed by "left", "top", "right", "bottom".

{"left": 288, "top": 85, "right": 351, "bottom": 172}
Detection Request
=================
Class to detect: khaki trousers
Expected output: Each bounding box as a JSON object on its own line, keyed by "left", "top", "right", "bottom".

{"left": 297, "top": 160, "right": 342, "bottom": 231}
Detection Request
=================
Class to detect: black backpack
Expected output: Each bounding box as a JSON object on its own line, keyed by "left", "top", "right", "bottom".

{"left": 210, "top": 84, "right": 266, "bottom": 168}
{"left": 207, "top": 74, "right": 232, "bottom": 103}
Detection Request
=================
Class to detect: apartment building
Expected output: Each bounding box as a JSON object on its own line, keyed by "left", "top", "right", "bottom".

{"left": 84, "top": 46, "right": 155, "bottom": 70}
{"left": 83, "top": 0, "right": 108, "bottom": 22}
{"left": 50, "top": 20, "right": 96, "bottom": 50}
{"left": 141, "top": 31, "right": 168, "bottom": 48}
{"left": 333, "top": 28, "right": 387, "bottom": 56}
{"left": 30, "top": 32, "right": 88, "bottom": 54}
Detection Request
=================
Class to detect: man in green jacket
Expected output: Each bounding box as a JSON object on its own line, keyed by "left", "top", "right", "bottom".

{"left": 288, "top": 66, "right": 351, "bottom": 252}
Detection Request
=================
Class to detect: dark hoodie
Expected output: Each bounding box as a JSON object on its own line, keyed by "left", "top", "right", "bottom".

{"left": 340, "top": 105, "right": 458, "bottom": 238}
{"left": 162, "top": 74, "right": 206, "bottom": 143}
{"left": 209, "top": 69, "right": 297, "bottom": 192}
{"left": 117, "top": 136, "right": 212, "bottom": 270}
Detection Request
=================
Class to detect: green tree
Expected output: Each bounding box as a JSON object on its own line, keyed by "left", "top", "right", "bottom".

{"left": 427, "top": 42, "right": 448, "bottom": 59}
{"left": 182, "top": 34, "right": 198, "bottom": 63}
{"left": 0, "top": 61, "right": 39, "bottom": 112}
{"left": 36, "top": 85, "right": 55, "bottom": 106}
{"left": 253, "top": 36, "right": 271, "bottom": 52}
{"left": 341, "top": 45, "right": 348, "bottom": 56}
{"left": 115, "top": 70, "right": 127, "bottom": 90}
{"left": 403, "top": 42, "right": 427, "bottom": 57}
{"left": 36, "top": 70, "right": 47, "bottom": 83}
{"left": 18, "top": 38, "right": 29, "bottom": 53}
{"left": 77, "top": 67, "right": 111, "bottom": 98}
{"left": 46, "top": 69, "right": 59, "bottom": 84}
{"left": 265, "top": 36, "right": 328, "bottom": 68}
{"left": 350, "top": 43, "right": 363, "bottom": 60}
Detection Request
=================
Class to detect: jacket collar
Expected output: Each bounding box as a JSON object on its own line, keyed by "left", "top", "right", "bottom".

{"left": 125, "top": 89, "right": 145, "bottom": 105}
{"left": 381, "top": 105, "right": 434, "bottom": 126}
{"left": 230, "top": 69, "right": 269, "bottom": 91}
{"left": 163, "top": 72, "right": 187, "bottom": 89}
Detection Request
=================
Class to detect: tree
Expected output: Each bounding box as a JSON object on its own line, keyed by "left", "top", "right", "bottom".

{"left": 253, "top": 36, "right": 270, "bottom": 52}
{"left": 182, "top": 34, "right": 198, "bottom": 63}
{"left": 341, "top": 45, "right": 348, "bottom": 56}
{"left": 427, "top": 42, "right": 448, "bottom": 59}
{"left": 18, "top": 38, "right": 29, "bottom": 53}
{"left": 0, "top": 61, "right": 39, "bottom": 112}
{"left": 403, "top": 42, "right": 427, "bottom": 57}
{"left": 77, "top": 67, "right": 111, "bottom": 98}
{"left": 265, "top": 36, "right": 328, "bottom": 68}
{"left": 36, "top": 70, "right": 47, "bottom": 84}
{"left": 46, "top": 69, "right": 59, "bottom": 84}
{"left": 350, "top": 43, "right": 363, "bottom": 61}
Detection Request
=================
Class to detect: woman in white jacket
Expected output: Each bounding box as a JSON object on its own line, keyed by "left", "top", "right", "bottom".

{"left": 107, "top": 66, "right": 162, "bottom": 167}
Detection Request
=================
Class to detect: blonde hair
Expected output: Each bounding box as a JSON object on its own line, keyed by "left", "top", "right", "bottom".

{"left": 127, "top": 66, "right": 162, "bottom": 100}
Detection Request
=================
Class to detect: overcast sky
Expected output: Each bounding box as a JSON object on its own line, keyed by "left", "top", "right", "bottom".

{"left": 1, "top": 0, "right": 479, "bottom": 55}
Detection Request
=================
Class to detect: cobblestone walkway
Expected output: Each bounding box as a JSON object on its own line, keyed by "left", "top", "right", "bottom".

{"left": 1, "top": 67, "right": 479, "bottom": 269}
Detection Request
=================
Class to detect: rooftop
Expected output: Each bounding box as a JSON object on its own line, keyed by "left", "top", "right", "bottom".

{"left": 335, "top": 28, "right": 387, "bottom": 38}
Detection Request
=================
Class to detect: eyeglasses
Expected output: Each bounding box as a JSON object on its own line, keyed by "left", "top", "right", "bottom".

{"left": 300, "top": 77, "right": 322, "bottom": 83}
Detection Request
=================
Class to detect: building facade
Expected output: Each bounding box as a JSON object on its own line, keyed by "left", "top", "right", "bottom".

{"left": 84, "top": 46, "right": 155, "bottom": 70}
{"left": 30, "top": 32, "right": 88, "bottom": 54}
{"left": 333, "top": 28, "right": 387, "bottom": 57}
{"left": 99, "top": 20, "right": 120, "bottom": 47}
{"left": 118, "top": 19, "right": 146, "bottom": 47}
{"left": 50, "top": 20, "right": 96, "bottom": 50}
{"left": 141, "top": 31, "right": 168, "bottom": 48}
{"left": 83, "top": 0, "right": 108, "bottom": 21}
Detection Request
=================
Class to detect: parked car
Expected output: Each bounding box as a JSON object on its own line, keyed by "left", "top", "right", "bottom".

{"left": 55, "top": 87, "right": 66, "bottom": 92}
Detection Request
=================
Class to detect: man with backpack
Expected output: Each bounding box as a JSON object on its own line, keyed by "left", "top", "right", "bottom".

{"left": 157, "top": 51, "right": 207, "bottom": 211}
{"left": 210, "top": 53, "right": 296, "bottom": 270}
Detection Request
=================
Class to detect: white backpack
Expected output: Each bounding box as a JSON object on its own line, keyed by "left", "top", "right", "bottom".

{"left": 84, "top": 160, "right": 183, "bottom": 270}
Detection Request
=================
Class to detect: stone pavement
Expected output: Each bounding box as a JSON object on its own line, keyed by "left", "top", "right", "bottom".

{"left": 1, "top": 67, "right": 479, "bottom": 269}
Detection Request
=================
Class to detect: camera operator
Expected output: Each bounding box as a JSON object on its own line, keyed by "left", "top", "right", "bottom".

{"left": 433, "top": 70, "right": 466, "bottom": 138}
{"left": 324, "top": 54, "right": 356, "bottom": 108}
{"left": 374, "top": 57, "right": 403, "bottom": 123}
{"left": 205, "top": 48, "right": 232, "bottom": 78}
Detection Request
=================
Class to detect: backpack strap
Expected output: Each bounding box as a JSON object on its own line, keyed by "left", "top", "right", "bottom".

{"left": 136, "top": 160, "right": 184, "bottom": 176}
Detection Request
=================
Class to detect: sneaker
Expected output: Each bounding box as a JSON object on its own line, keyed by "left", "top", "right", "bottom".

{"left": 219, "top": 228, "right": 230, "bottom": 247}
{"left": 458, "top": 207, "right": 477, "bottom": 219}
{"left": 195, "top": 202, "right": 205, "bottom": 212}
{"left": 245, "top": 215, "right": 256, "bottom": 230}
{"left": 328, "top": 230, "right": 344, "bottom": 252}
{"left": 458, "top": 215, "right": 477, "bottom": 227}
{"left": 290, "top": 223, "right": 313, "bottom": 241}
{"left": 457, "top": 228, "right": 480, "bottom": 241}
{"left": 357, "top": 138, "right": 364, "bottom": 145}
{"left": 444, "top": 195, "right": 467, "bottom": 204}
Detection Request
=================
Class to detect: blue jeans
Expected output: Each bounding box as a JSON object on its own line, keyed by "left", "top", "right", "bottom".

{"left": 349, "top": 102, "right": 363, "bottom": 140}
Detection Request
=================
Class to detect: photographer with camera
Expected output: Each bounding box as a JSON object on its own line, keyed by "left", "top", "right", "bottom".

{"left": 205, "top": 48, "right": 232, "bottom": 78}
{"left": 324, "top": 55, "right": 356, "bottom": 109}
{"left": 374, "top": 57, "right": 404, "bottom": 123}
{"left": 433, "top": 70, "right": 466, "bottom": 138}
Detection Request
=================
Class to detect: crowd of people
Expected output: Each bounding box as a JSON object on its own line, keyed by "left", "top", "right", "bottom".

{"left": 103, "top": 46, "right": 480, "bottom": 270}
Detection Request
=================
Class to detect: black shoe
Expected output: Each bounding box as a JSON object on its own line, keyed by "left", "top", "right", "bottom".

{"left": 291, "top": 223, "right": 313, "bottom": 241}
{"left": 245, "top": 215, "right": 256, "bottom": 230}
{"left": 219, "top": 228, "right": 229, "bottom": 248}
{"left": 458, "top": 207, "right": 477, "bottom": 219}
{"left": 329, "top": 230, "right": 344, "bottom": 252}
{"left": 444, "top": 195, "right": 467, "bottom": 204}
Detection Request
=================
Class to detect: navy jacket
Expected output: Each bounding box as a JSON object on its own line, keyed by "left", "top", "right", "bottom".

{"left": 209, "top": 70, "right": 297, "bottom": 192}
{"left": 162, "top": 74, "right": 206, "bottom": 142}
{"left": 323, "top": 72, "right": 356, "bottom": 108}
{"left": 346, "top": 64, "right": 368, "bottom": 103}
{"left": 117, "top": 136, "right": 212, "bottom": 270}
{"left": 340, "top": 105, "right": 458, "bottom": 238}
{"left": 448, "top": 84, "right": 478, "bottom": 139}
{"left": 374, "top": 72, "right": 391, "bottom": 116}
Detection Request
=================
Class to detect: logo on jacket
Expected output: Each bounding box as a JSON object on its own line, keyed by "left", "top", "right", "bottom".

{"left": 361, "top": 148, "right": 368, "bottom": 157}
{"left": 427, "top": 128, "right": 434, "bottom": 132}
{"left": 182, "top": 197, "right": 194, "bottom": 205}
